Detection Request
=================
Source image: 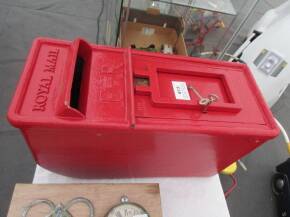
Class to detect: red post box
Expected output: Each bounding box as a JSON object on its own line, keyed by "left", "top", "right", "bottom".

{"left": 8, "top": 38, "right": 279, "bottom": 178}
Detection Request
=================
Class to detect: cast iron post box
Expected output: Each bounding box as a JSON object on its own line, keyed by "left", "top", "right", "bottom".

{"left": 8, "top": 38, "right": 279, "bottom": 177}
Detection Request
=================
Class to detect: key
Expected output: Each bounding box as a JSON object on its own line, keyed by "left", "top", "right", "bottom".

{"left": 187, "top": 85, "right": 218, "bottom": 112}
{"left": 188, "top": 85, "right": 211, "bottom": 106}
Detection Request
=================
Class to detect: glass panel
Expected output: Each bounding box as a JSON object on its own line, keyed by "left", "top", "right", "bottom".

{"left": 96, "top": 0, "right": 123, "bottom": 45}
{"left": 112, "top": 0, "right": 261, "bottom": 60}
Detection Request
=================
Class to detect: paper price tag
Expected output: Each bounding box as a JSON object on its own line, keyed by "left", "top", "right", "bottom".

{"left": 172, "top": 81, "right": 191, "bottom": 100}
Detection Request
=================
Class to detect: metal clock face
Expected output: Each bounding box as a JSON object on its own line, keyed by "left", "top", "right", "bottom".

{"left": 106, "top": 196, "right": 149, "bottom": 217}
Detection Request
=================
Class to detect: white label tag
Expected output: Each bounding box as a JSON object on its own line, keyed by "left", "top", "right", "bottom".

{"left": 142, "top": 27, "right": 155, "bottom": 36}
{"left": 133, "top": 215, "right": 148, "bottom": 217}
{"left": 172, "top": 81, "right": 191, "bottom": 100}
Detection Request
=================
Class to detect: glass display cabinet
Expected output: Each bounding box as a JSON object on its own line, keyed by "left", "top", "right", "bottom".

{"left": 97, "top": 0, "right": 260, "bottom": 60}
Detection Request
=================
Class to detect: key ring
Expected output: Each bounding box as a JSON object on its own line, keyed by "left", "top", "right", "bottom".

{"left": 188, "top": 85, "right": 219, "bottom": 112}
{"left": 21, "top": 197, "right": 95, "bottom": 217}
{"left": 22, "top": 199, "right": 55, "bottom": 217}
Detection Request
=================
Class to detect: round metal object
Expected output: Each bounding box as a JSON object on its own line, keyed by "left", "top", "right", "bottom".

{"left": 105, "top": 196, "right": 149, "bottom": 217}
{"left": 199, "top": 98, "right": 211, "bottom": 106}
{"left": 120, "top": 195, "right": 129, "bottom": 203}
{"left": 275, "top": 179, "right": 285, "bottom": 190}
{"left": 208, "top": 94, "right": 219, "bottom": 102}
{"left": 272, "top": 174, "right": 287, "bottom": 196}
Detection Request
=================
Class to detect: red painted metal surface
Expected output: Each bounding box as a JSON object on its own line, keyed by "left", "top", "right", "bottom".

{"left": 7, "top": 37, "right": 279, "bottom": 178}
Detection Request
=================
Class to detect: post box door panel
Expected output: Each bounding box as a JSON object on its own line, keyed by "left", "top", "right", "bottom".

{"left": 132, "top": 54, "right": 267, "bottom": 126}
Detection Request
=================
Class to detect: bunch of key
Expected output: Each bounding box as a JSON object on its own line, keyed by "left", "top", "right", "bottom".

{"left": 188, "top": 85, "right": 218, "bottom": 113}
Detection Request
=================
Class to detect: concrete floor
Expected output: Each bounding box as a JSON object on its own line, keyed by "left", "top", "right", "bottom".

{"left": 0, "top": 0, "right": 289, "bottom": 216}
{"left": 220, "top": 87, "right": 290, "bottom": 217}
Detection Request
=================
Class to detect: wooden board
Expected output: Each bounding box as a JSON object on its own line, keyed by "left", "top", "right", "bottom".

{"left": 7, "top": 183, "right": 162, "bottom": 217}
